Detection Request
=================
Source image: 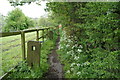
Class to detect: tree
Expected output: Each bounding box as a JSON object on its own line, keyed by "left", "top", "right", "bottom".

{"left": 3, "top": 8, "right": 34, "bottom": 32}
{"left": 38, "top": 16, "right": 57, "bottom": 27}
{"left": 8, "top": 0, "right": 40, "bottom": 7}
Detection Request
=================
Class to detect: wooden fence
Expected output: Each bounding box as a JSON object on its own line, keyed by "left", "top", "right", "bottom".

{"left": 0, "top": 27, "right": 50, "bottom": 60}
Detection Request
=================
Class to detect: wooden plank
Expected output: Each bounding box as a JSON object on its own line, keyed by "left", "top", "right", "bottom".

{"left": 0, "top": 31, "right": 21, "bottom": 37}
{"left": 21, "top": 31, "right": 26, "bottom": 60}
{"left": 0, "top": 27, "right": 50, "bottom": 37}
{"left": 37, "top": 28, "right": 44, "bottom": 31}
{"left": 23, "top": 28, "right": 49, "bottom": 33}
{"left": 39, "top": 27, "right": 49, "bottom": 30}
{"left": 36, "top": 30, "right": 39, "bottom": 41}
{"left": 23, "top": 29, "right": 37, "bottom": 33}
{"left": 39, "top": 36, "right": 43, "bottom": 39}
{"left": 42, "top": 29, "right": 44, "bottom": 42}
{"left": 27, "top": 41, "right": 41, "bottom": 67}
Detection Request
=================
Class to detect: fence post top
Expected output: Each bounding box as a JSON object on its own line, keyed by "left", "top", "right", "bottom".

{"left": 20, "top": 30, "right": 24, "bottom": 33}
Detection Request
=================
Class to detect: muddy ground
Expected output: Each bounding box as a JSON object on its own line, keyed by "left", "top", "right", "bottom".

{"left": 44, "top": 36, "right": 66, "bottom": 79}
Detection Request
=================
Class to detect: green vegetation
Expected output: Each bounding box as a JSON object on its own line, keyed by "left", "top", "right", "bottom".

{"left": 46, "top": 2, "right": 120, "bottom": 78}
{"left": 31, "top": 16, "right": 59, "bottom": 28}
{"left": 3, "top": 8, "right": 34, "bottom": 32}
{"left": 6, "top": 40, "right": 54, "bottom": 78}
{"left": 38, "top": 17, "right": 49, "bottom": 27}
{"left": 2, "top": 1, "right": 120, "bottom": 79}
{"left": 38, "top": 15, "right": 60, "bottom": 27}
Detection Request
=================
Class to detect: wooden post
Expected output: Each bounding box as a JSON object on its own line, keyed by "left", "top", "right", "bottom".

{"left": 21, "top": 31, "right": 26, "bottom": 60}
{"left": 36, "top": 30, "right": 39, "bottom": 41}
{"left": 27, "top": 41, "right": 41, "bottom": 67}
{"left": 42, "top": 29, "right": 44, "bottom": 42}
{"left": 46, "top": 29, "right": 48, "bottom": 39}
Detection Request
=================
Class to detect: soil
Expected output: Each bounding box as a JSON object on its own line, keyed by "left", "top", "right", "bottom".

{"left": 44, "top": 36, "right": 65, "bottom": 79}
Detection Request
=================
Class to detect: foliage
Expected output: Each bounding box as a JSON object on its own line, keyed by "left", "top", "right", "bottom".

{"left": 38, "top": 17, "right": 50, "bottom": 27}
{"left": 48, "top": 2, "right": 120, "bottom": 78}
{"left": 3, "top": 8, "right": 34, "bottom": 32}
{"left": 47, "top": 27, "right": 59, "bottom": 42}
{"left": 6, "top": 40, "right": 54, "bottom": 78}
{"left": 8, "top": 0, "right": 39, "bottom": 7}
{"left": 58, "top": 29, "right": 120, "bottom": 78}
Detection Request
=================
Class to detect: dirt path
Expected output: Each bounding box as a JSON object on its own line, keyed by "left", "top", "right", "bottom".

{"left": 44, "top": 36, "right": 64, "bottom": 79}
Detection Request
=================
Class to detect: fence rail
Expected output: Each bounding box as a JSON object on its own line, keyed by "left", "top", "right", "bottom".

{"left": 0, "top": 27, "right": 50, "bottom": 60}
{"left": 0, "top": 27, "right": 49, "bottom": 37}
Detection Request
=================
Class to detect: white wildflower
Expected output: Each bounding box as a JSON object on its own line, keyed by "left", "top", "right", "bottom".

{"left": 67, "top": 51, "right": 69, "bottom": 54}
{"left": 66, "top": 44, "right": 70, "bottom": 47}
{"left": 70, "top": 63, "right": 75, "bottom": 67}
{"left": 72, "top": 46, "right": 75, "bottom": 49}
{"left": 61, "top": 46, "right": 63, "bottom": 49}
{"left": 58, "top": 45, "right": 61, "bottom": 50}
{"left": 66, "top": 70, "right": 70, "bottom": 73}
{"left": 83, "top": 61, "right": 90, "bottom": 65}
{"left": 78, "top": 49, "right": 82, "bottom": 53}
{"left": 68, "top": 39, "right": 72, "bottom": 42}
{"left": 75, "top": 44, "right": 77, "bottom": 47}
{"left": 74, "top": 56, "right": 79, "bottom": 60}
{"left": 77, "top": 72, "right": 81, "bottom": 75}
{"left": 71, "top": 68, "right": 74, "bottom": 71}
{"left": 74, "top": 56, "right": 77, "bottom": 60}
{"left": 67, "top": 50, "right": 73, "bottom": 55}
{"left": 70, "top": 50, "right": 74, "bottom": 56}
{"left": 77, "top": 64, "right": 80, "bottom": 67}
{"left": 79, "top": 45, "right": 83, "bottom": 48}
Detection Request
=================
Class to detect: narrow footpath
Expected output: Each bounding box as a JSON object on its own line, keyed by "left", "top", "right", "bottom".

{"left": 44, "top": 36, "right": 64, "bottom": 79}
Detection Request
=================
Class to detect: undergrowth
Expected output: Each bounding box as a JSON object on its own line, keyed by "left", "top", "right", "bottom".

{"left": 5, "top": 40, "right": 54, "bottom": 78}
